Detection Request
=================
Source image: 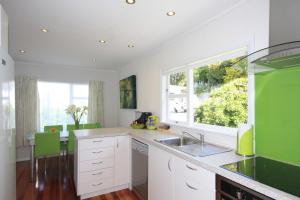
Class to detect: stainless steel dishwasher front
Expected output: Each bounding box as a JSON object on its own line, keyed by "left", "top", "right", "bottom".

{"left": 132, "top": 138, "right": 148, "bottom": 200}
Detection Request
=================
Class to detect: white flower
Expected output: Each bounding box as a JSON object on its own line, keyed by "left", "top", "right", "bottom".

{"left": 65, "top": 104, "right": 76, "bottom": 114}
{"left": 65, "top": 104, "right": 88, "bottom": 123}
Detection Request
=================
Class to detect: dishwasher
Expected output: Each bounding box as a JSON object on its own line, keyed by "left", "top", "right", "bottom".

{"left": 132, "top": 138, "right": 148, "bottom": 200}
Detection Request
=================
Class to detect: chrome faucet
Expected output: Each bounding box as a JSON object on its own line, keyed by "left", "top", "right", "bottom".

{"left": 182, "top": 131, "right": 205, "bottom": 145}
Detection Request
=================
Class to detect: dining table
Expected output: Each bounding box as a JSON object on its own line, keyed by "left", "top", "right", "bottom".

{"left": 26, "top": 130, "right": 69, "bottom": 181}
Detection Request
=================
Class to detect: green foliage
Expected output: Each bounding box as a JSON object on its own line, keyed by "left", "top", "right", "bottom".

{"left": 194, "top": 77, "right": 248, "bottom": 128}
{"left": 224, "top": 58, "right": 247, "bottom": 83}
{"left": 193, "top": 57, "right": 247, "bottom": 95}
{"left": 170, "top": 72, "right": 187, "bottom": 86}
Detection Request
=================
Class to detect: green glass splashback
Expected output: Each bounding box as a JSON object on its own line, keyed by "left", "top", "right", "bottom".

{"left": 255, "top": 67, "right": 300, "bottom": 165}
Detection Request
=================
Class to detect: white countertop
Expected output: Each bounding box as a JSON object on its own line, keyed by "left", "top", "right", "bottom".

{"left": 74, "top": 127, "right": 300, "bottom": 200}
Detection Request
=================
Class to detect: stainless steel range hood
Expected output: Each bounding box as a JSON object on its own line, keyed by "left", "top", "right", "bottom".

{"left": 232, "top": 41, "right": 300, "bottom": 74}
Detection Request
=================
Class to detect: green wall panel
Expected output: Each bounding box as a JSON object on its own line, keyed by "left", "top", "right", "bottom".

{"left": 255, "top": 67, "right": 300, "bottom": 165}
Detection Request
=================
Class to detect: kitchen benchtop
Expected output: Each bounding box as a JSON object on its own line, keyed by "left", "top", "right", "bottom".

{"left": 74, "top": 128, "right": 300, "bottom": 200}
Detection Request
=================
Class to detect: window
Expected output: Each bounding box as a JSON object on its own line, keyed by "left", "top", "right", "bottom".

{"left": 38, "top": 82, "right": 88, "bottom": 131}
{"left": 163, "top": 48, "right": 249, "bottom": 133}
{"left": 167, "top": 71, "right": 188, "bottom": 123}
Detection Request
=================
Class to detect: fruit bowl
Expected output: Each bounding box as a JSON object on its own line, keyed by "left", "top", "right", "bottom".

{"left": 131, "top": 123, "right": 145, "bottom": 129}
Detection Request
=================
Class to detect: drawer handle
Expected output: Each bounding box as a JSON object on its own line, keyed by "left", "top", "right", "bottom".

{"left": 92, "top": 150, "right": 103, "bottom": 154}
{"left": 92, "top": 171, "right": 103, "bottom": 175}
{"left": 93, "top": 140, "right": 103, "bottom": 143}
{"left": 92, "top": 161, "right": 103, "bottom": 165}
{"left": 185, "top": 182, "right": 198, "bottom": 191}
{"left": 186, "top": 164, "right": 197, "bottom": 171}
{"left": 92, "top": 182, "right": 103, "bottom": 186}
{"left": 168, "top": 158, "right": 172, "bottom": 172}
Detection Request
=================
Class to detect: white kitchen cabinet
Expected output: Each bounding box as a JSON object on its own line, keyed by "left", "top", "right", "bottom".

{"left": 149, "top": 146, "right": 174, "bottom": 200}
{"left": 173, "top": 156, "right": 215, "bottom": 200}
{"left": 75, "top": 135, "right": 130, "bottom": 199}
{"left": 148, "top": 145, "right": 215, "bottom": 200}
{"left": 76, "top": 137, "right": 115, "bottom": 196}
{"left": 114, "top": 135, "right": 130, "bottom": 186}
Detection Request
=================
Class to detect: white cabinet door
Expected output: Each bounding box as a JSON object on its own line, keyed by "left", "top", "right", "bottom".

{"left": 173, "top": 156, "right": 215, "bottom": 200}
{"left": 115, "top": 135, "right": 130, "bottom": 186}
{"left": 149, "top": 146, "right": 173, "bottom": 200}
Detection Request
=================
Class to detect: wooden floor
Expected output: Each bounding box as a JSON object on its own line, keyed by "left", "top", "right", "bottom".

{"left": 16, "top": 157, "right": 139, "bottom": 200}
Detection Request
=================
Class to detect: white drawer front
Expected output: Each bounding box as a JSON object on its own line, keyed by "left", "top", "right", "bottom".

{"left": 79, "top": 137, "right": 115, "bottom": 150}
{"left": 175, "top": 175, "right": 215, "bottom": 200}
{"left": 79, "top": 178, "right": 114, "bottom": 195}
{"left": 174, "top": 157, "right": 215, "bottom": 190}
{"left": 79, "top": 168, "right": 114, "bottom": 183}
{"left": 184, "top": 162, "right": 215, "bottom": 189}
{"left": 79, "top": 147, "right": 114, "bottom": 161}
{"left": 80, "top": 158, "right": 114, "bottom": 172}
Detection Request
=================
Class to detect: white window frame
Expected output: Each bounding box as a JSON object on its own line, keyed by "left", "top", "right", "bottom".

{"left": 161, "top": 47, "right": 254, "bottom": 136}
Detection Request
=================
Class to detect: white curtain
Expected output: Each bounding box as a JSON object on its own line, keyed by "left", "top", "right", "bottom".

{"left": 15, "top": 76, "right": 39, "bottom": 147}
{"left": 88, "top": 80, "right": 104, "bottom": 126}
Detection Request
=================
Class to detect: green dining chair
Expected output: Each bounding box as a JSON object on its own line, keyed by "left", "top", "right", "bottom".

{"left": 81, "top": 123, "right": 96, "bottom": 129}
{"left": 67, "top": 130, "right": 75, "bottom": 155}
{"left": 44, "top": 125, "right": 66, "bottom": 156}
{"left": 44, "top": 125, "right": 63, "bottom": 133}
{"left": 81, "top": 122, "right": 102, "bottom": 129}
{"left": 66, "top": 125, "right": 77, "bottom": 166}
{"left": 34, "top": 132, "right": 60, "bottom": 177}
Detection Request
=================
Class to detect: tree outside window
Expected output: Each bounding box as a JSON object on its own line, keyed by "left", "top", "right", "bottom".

{"left": 164, "top": 50, "right": 248, "bottom": 129}
{"left": 193, "top": 57, "right": 248, "bottom": 128}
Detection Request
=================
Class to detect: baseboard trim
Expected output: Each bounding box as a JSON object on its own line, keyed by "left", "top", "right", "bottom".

{"left": 80, "top": 184, "right": 129, "bottom": 200}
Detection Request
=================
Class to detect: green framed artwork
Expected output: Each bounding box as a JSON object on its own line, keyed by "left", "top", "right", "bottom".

{"left": 120, "top": 75, "right": 137, "bottom": 109}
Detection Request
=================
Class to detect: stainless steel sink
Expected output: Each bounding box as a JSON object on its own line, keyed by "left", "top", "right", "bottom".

{"left": 155, "top": 136, "right": 198, "bottom": 146}
{"left": 155, "top": 137, "right": 232, "bottom": 157}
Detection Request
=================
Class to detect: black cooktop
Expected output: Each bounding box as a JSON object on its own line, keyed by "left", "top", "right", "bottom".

{"left": 221, "top": 157, "right": 300, "bottom": 198}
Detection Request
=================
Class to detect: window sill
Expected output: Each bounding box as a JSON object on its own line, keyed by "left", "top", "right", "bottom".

{"left": 163, "top": 121, "right": 237, "bottom": 137}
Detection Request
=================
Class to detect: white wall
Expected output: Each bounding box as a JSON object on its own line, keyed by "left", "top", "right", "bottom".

{"left": 15, "top": 61, "right": 120, "bottom": 161}
{"left": 269, "top": 0, "right": 300, "bottom": 46}
{"left": 119, "top": 0, "right": 270, "bottom": 148}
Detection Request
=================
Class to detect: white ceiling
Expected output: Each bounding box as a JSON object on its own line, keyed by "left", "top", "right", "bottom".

{"left": 1, "top": 0, "right": 241, "bottom": 69}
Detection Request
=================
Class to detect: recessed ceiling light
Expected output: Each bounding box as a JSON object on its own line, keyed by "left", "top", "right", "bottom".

{"left": 126, "top": 0, "right": 136, "bottom": 4}
{"left": 92, "top": 58, "right": 96, "bottom": 62}
{"left": 128, "top": 44, "right": 135, "bottom": 48}
{"left": 41, "top": 28, "right": 49, "bottom": 33}
{"left": 99, "top": 40, "right": 106, "bottom": 43}
{"left": 166, "top": 11, "right": 176, "bottom": 16}
{"left": 19, "top": 50, "right": 26, "bottom": 54}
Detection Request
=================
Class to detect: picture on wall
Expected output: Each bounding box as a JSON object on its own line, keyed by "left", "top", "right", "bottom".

{"left": 120, "top": 75, "right": 137, "bottom": 109}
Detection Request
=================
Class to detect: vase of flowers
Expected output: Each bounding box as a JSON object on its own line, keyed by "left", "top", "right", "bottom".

{"left": 65, "top": 105, "right": 88, "bottom": 130}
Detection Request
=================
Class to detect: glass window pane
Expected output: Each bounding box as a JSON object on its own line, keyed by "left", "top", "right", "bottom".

{"left": 38, "top": 82, "right": 89, "bottom": 131}
{"left": 73, "top": 84, "right": 88, "bottom": 98}
{"left": 38, "top": 82, "right": 71, "bottom": 131}
{"left": 168, "top": 71, "right": 187, "bottom": 95}
{"left": 193, "top": 57, "right": 248, "bottom": 128}
{"left": 72, "top": 98, "right": 88, "bottom": 107}
{"left": 168, "top": 97, "right": 187, "bottom": 122}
